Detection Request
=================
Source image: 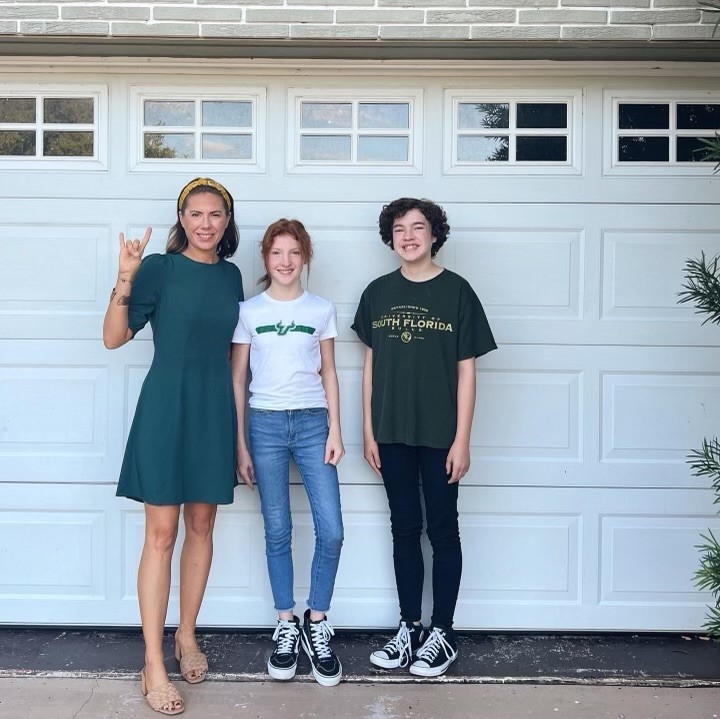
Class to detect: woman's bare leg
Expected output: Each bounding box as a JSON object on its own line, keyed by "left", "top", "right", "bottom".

{"left": 175, "top": 502, "right": 218, "bottom": 679}
{"left": 138, "top": 503, "right": 180, "bottom": 690}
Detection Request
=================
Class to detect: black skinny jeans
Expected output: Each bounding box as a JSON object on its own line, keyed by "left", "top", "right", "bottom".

{"left": 378, "top": 443, "right": 462, "bottom": 630}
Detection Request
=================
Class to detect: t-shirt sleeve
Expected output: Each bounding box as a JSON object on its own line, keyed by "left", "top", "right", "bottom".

{"left": 319, "top": 301, "right": 338, "bottom": 341}
{"left": 231, "top": 302, "right": 252, "bottom": 344}
{"left": 457, "top": 279, "right": 497, "bottom": 360}
{"left": 128, "top": 253, "right": 165, "bottom": 336}
{"left": 351, "top": 287, "right": 372, "bottom": 347}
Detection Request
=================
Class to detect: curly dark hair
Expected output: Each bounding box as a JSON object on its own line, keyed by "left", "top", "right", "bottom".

{"left": 378, "top": 198, "right": 450, "bottom": 258}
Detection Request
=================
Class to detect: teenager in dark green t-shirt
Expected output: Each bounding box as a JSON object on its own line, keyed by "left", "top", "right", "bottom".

{"left": 352, "top": 198, "right": 496, "bottom": 678}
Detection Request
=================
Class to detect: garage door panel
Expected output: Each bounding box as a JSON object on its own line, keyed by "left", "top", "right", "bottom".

{"left": 599, "top": 515, "right": 718, "bottom": 605}
{"left": 472, "top": 370, "right": 582, "bottom": 461}
{"left": 0, "top": 225, "right": 108, "bottom": 307}
{"left": 601, "top": 371, "right": 720, "bottom": 463}
{"left": 601, "top": 230, "right": 720, "bottom": 321}
{"left": 0, "top": 509, "right": 106, "bottom": 599}
{"left": 450, "top": 230, "right": 583, "bottom": 319}
{"left": 460, "top": 513, "right": 581, "bottom": 600}
{"left": 0, "top": 364, "right": 111, "bottom": 483}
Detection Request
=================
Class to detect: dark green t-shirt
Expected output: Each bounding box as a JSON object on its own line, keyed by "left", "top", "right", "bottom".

{"left": 352, "top": 268, "right": 496, "bottom": 449}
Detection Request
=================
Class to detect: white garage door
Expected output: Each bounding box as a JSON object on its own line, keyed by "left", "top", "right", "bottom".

{"left": 1, "top": 59, "right": 719, "bottom": 630}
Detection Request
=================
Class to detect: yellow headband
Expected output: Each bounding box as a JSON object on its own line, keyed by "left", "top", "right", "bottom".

{"left": 177, "top": 178, "right": 232, "bottom": 212}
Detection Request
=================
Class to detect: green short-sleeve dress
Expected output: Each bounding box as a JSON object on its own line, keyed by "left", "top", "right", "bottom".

{"left": 116, "top": 252, "right": 244, "bottom": 505}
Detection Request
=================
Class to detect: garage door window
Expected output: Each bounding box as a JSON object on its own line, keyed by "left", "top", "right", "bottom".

{"left": 444, "top": 90, "right": 581, "bottom": 175}
{"left": 142, "top": 99, "right": 254, "bottom": 161}
{"left": 130, "top": 87, "right": 266, "bottom": 172}
{"left": 0, "top": 93, "right": 99, "bottom": 163}
{"left": 288, "top": 90, "right": 422, "bottom": 174}
{"left": 616, "top": 101, "right": 720, "bottom": 164}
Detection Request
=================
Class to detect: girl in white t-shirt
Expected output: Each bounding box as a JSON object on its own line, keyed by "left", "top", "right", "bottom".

{"left": 230, "top": 218, "right": 344, "bottom": 687}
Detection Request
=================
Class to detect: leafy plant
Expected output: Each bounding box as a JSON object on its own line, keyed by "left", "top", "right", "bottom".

{"left": 681, "top": 259, "right": 720, "bottom": 636}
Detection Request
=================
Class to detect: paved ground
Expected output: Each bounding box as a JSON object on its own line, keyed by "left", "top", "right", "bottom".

{"left": 1, "top": 677, "right": 719, "bottom": 719}
{"left": 0, "top": 677, "right": 720, "bottom": 719}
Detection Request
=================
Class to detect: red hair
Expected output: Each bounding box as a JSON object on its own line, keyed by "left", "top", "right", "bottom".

{"left": 258, "top": 218, "right": 313, "bottom": 288}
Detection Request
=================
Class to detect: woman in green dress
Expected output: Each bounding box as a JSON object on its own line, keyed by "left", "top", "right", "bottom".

{"left": 103, "top": 178, "right": 249, "bottom": 715}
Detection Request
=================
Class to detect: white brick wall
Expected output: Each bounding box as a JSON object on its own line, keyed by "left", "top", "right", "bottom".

{"left": 0, "top": 0, "right": 716, "bottom": 41}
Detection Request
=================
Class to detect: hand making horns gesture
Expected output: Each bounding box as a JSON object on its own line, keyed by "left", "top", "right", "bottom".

{"left": 118, "top": 227, "right": 152, "bottom": 278}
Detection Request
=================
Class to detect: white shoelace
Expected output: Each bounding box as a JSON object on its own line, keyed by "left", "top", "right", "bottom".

{"left": 272, "top": 620, "right": 299, "bottom": 654}
{"left": 415, "top": 628, "right": 454, "bottom": 664}
{"left": 381, "top": 623, "right": 412, "bottom": 667}
{"left": 308, "top": 619, "right": 335, "bottom": 660}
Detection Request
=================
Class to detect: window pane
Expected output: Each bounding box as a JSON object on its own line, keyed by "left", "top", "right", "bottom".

{"left": 43, "top": 131, "right": 93, "bottom": 156}
{"left": 516, "top": 136, "right": 567, "bottom": 161}
{"left": 44, "top": 98, "right": 93, "bottom": 124}
{"left": 517, "top": 103, "right": 567, "bottom": 129}
{"left": 202, "top": 133, "right": 252, "bottom": 160}
{"left": 301, "top": 103, "right": 352, "bottom": 129}
{"left": 358, "top": 103, "right": 409, "bottom": 129}
{"left": 358, "top": 135, "right": 408, "bottom": 162}
{"left": 300, "top": 135, "right": 351, "bottom": 161}
{"left": 0, "top": 98, "right": 35, "bottom": 123}
{"left": 144, "top": 100, "right": 194, "bottom": 127}
{"left": 618, "top": 103, "right": 669, "bottom": 130}
{"left": 618, "top": 136, "right": 669, "bottom": 162}
{"left": 457, "top": 135, "right": 509, "bottom": 162}
{"left": 677, "top": 136, "right": 717, "bottom": 162}
{"left": 144, "top": 133, "right": 194, "bottom": 159}
{"left": 202, "top": 101, "right": 252, "bottom": 128}
{"left": 0, "top": 130, "right": 35, "bottom": 155}
{"left": 677, "top": 104, "right": 720, "bottom": 130}
{"left": 458, "top": 103, "right": 509, "bottom": 129}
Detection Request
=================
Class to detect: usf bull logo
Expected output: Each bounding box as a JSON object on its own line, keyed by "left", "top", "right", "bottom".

{"left": 256, "top": 321, "right": 316, "bottom": 336}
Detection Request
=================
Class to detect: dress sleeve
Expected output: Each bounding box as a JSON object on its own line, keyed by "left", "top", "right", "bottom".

{"left": 232, "top": 302, "right": 252, "bottom": 344}
{"left": 128, "top": 253, "right": 166, "bottom": 337}
{"left": 319, "top": 300, "right": 338, "bottom": 341}
{"left": 457, "top": 279, "right": 497, "bottom": 360}
{"left": 232, "top": 262, "right": 245, "bottom": 302}
{"left": 351, "top": 286, "right": 373, "bottom": 347}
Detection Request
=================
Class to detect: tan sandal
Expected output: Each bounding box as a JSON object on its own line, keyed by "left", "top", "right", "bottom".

{"left": 140, "top": 668, "right": 185, "bottom": 715}
{"left": 174, "top": 642, "right": 208, "bottom": 684}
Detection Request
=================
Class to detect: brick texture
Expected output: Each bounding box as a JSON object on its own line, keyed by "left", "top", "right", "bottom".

{"left": 0, "top": 0, "right": 714, "bottom": 42}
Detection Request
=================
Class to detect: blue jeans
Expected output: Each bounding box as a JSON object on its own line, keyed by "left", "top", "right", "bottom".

{"left": 249, "top": 408, "right": 344, "bottom": 614}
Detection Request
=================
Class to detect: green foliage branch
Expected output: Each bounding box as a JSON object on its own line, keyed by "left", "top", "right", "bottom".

{"left": 681, "top": 255, "right": 720, "bottom": 636}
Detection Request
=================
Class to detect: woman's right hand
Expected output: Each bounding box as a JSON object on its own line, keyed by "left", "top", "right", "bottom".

{"left": 118, "top": 227, "right": 152, "bottom": 279}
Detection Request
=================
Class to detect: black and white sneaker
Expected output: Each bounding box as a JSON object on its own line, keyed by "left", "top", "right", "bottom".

{"left": 409, "top": 626, "right": 458, "bottom": 677}
{"left": 267, "top": 616, "right": 301, "bottom": 680}
{"left": 370, "top": 621, "right": 426, "bottom": 669}
{"left": 300, "top": 609, "right": 342, "bottom": 687}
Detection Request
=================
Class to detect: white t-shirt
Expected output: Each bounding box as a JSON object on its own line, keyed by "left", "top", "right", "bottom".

{"left": 232, "top": 290, "right": 338, "bottom": 410}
